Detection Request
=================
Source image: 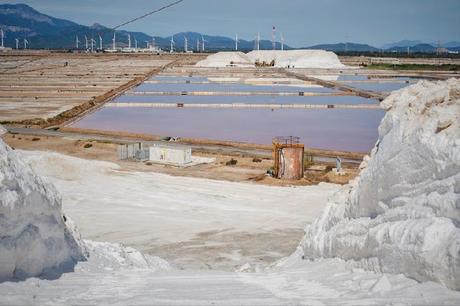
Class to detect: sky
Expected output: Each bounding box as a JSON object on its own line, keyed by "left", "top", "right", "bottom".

{"left": 3, "top": 0, "right": 460, "bottom": 47}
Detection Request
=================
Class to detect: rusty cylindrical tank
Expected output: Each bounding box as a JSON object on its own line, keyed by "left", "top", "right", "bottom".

{"left": 272, "top": 136, "right": 304, "bottom": 180}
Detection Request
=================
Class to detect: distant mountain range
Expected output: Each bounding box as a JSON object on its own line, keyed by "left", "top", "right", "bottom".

{"left": 1, "top": 4, "right": 459, "bottom": 53}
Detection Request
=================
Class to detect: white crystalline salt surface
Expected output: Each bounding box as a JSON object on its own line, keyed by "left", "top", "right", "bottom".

{"left": 195, "top": 50, "right": 346, "bottom": 69}
{"left": 0, "top": 137, "right": 86, "bottom": 281}
{"left": 195, "top": 51, "right": 253, "bottom": 67}
{"left": 298, "top": 78, "right": 460, "bottom": 290}
{"left": 246, "top": 50, "right": 346, "bottom": 69}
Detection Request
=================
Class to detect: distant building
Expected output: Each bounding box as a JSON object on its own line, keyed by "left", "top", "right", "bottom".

{"left": 149, "top": 143, "right": 191, "bottom": 166}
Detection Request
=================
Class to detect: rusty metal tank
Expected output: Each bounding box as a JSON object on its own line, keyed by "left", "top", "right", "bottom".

{"left": 272, "top": 136, "right": 304, "bottom": 180}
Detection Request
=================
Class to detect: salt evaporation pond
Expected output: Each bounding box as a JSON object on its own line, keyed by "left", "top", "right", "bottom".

{"left": 114, "top": 94, "right": 376, "bottom": 105}
{"left": 133, "top": 83, "right": 338, "bottom": 93}
{"left": 71, "top": 107, "right": 384, "bottom": 152}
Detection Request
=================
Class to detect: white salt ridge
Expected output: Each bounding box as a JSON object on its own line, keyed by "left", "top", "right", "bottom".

{"left": 0, "top": 136, "right": 170, "bottom": 281}
{"left": 195, "top": 50, "right": 346, "bottom": 69}
{"left": 247, "top": 50, "right": 346, "bottom": 69}
{"left": 298, "top": 78, "right": 460, "bottom": 290}
{"left": 195, "top": 51, "right": 253, "bottom": 67}
{"left": 0, "top": 137, "right": 86, "bottom": 281}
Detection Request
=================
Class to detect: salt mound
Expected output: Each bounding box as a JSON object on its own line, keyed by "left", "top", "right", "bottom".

{"left": 299, "top": 79, "right": 460, "bottom": 290}
{"left": 195, "top": 50, "right": 346, "bottom": 69}
{"left": 195, "top": 51, "right": 253, "bottom": 67}
{"left": 247, "top": 50, "right": 346, "bottom": 69}
{"left": 0, "top": 136, "right": 87, "bottom": 280}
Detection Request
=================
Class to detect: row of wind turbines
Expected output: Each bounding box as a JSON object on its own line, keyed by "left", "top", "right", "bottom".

{"left": 0, "top": 27, "right": 286, "bottom": 52}
{"left": 0, "top": 29, "right": 29, "bottom": 50}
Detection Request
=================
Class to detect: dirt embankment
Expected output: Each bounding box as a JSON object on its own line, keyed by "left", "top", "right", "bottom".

{"left": 2, "top": 133, "right": 359, "bottom": 187}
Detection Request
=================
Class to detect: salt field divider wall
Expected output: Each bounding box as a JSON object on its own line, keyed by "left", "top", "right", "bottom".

{"left": 105, "top": 102, "right": 380, "bottom": 109}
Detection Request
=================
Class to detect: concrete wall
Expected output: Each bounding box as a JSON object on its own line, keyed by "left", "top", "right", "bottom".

{"left": 149, "top": 144, "right": 191, "bottom": 165}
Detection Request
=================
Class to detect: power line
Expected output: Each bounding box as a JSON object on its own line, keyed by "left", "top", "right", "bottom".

{"left": 112, "top": 0, "right": 185, "bottom": 30}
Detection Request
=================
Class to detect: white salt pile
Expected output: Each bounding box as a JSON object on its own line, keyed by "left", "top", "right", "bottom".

{"left": 0, "top": 136, "right": 87, "bottom": 281}
{"left": 247, "top": 50, "right": 346, "bottom": 69}
{"left": 195, "top": 50, "right": 346, "bottom": 69}
{"left": 195, "top": 51, "right": 253, "bottom": 67}
{"left": 297, "top": 79, "right": 460, "bottom": 290}
{"left": 0, "top": 133, "right": 170, "bottom": 281}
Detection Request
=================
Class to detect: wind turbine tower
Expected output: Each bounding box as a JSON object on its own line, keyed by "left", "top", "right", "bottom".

{"left": 280, "top": 33, "right": 285, "bottom": 51}
{"left": 99, "top": 35, "right": 102, "bottom": 50}
{"left": 196, "top": 39, "right": 200, "bottom": 52}
{"left": 170, "top": 35, "right": 175, "bottom": 53}
{"left": 135, "top": 38, "right": 138, "bottom": 49}
{"left": 184, "top": 36, "right": 188, "bottom": 52}
{"left": 201, "top": 35, "right": 205, "bottom": 52}
{"left": 255, "top": 32, "right": 260, "bottom": 50}
{"left": 1, "top": 29, "right": 4, "bottom": 48}
{"left": 112, "top": 32, "right": 116, "bottom": 50}
{"left": 90, "top": 37, "right": 95, "bottom": 52}
{"left": 15, "top": 38, "right": 19, "bottom": 49}
{"left": 272, "top": 26, "right": 276, "bottom": 50}
{"left": 235, "top": 33, "right": 238, "bottom": 51}
{"left": 23, "top": 38, "right": 28, "bottom": 49}
{"left": 75, "top": 35, "right": 80, "bottom": 49}
{"left": 128, "top": 34, "right": 131, "bottom": 49}
{"left": 84, "top": 35, "right": 88, "bottom": 50}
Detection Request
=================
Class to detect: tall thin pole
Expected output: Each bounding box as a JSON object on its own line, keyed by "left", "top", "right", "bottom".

{"left": 75, "top": 35, "right": 79, "bottom": 49}
{"left": 23, "top": 38, "right": 28, "bottom": 49}
{"left": 272, "top": 26, "right": 276, "bottom": 50}
{"left": 112, "top": 31, "right": 116, "bottom": 50}
{"left": 1, "top": 29, "right": 4, "bottom": 48}
{"left": 128, "top": 34, "right": 131, "bottom": 49}
{"left": 99, "top": 35, "right": 102, "bottom": 50}
{"left": 280, "top": 33, "right": 284, "bottom": 51}
{"left": 15, "top": 38, "right": 19, "bottom": 49}
{"left": 235, "top": 33, "right": 238, "bottom": 51}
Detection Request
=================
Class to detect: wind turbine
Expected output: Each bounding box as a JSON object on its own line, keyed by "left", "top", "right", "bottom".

{"left": 84, "top": 35, "right": 88, "bottom": 50}
{"left": 99, "top": 35, "right": 103, "bottom": 50}
{"left": 1, "top": 29, "right": 4, "bottom": 48}
{"left": 145, "top": 41, "right": 150, "bottom": 48}
{"left": 134, "top": 38, "right": 138, "bottom": 49}
{"left": 23, "top": 38, "right": 28, "bottom": 49}
{"left": 170, "top": 35, "right": 175, "bottom": 53}
{"left": 75, "top": 35, "right": 80, "bottom": 49}
{"left": 184, "top": 36, "right": 188, "bottom": 52}
{"left": 15, "top": 38, "right": 19, "bottom": 49}
{"left": 254, "top": 32, "right": 260, "bottom": 50}
{"left": 127, "top": 33, "right": 131, "bottom": 49}
{"left": 112, "top": 31, "right": 116, "bottom": 50}
{"left": 201, "top": 35, "right": 206, "bottom": 52}
{"left": 280, "top": 33, "right": 285, "bottom": 51}
{"left": 90, "top": 37, "right": 96, "bottom": 52}
{"left": 271, "top": 26, "right": 276, "bottom": 50}
{"left": 196, "top": 39, "right": 200, "bottom": 52}
{"left": 235, "top": 33, "right": 238, "bottom": 51}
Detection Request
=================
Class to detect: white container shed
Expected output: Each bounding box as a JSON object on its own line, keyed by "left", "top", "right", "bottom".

{"left": 149, "top": 143, "right": 192, "bottom": 166}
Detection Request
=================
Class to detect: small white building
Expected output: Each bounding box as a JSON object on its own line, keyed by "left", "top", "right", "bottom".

{"left": 149, "top": 143, "right": 192, "bottom": 166}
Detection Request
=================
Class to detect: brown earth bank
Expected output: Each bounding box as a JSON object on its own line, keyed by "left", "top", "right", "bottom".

{"left": 2, "top": 133, "right": 359, "bottom": 187}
